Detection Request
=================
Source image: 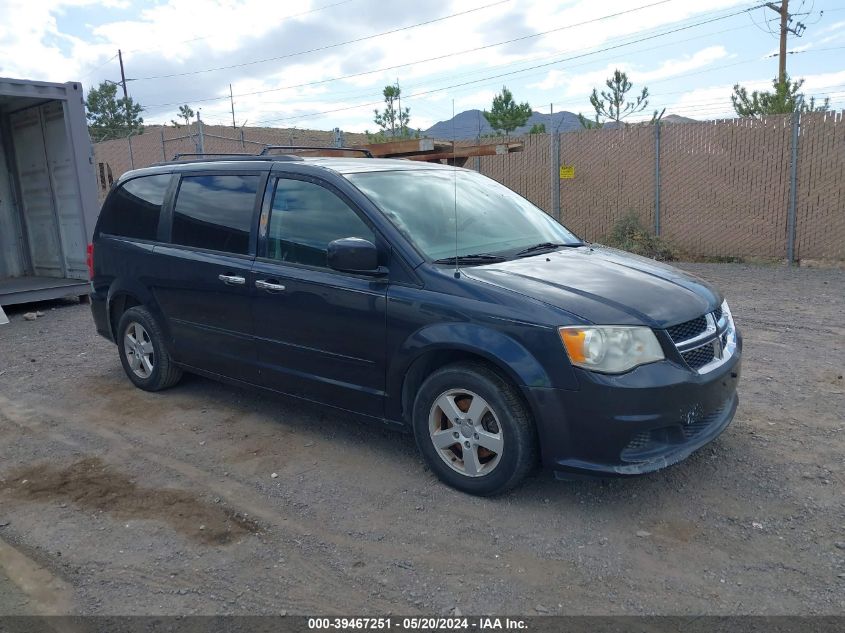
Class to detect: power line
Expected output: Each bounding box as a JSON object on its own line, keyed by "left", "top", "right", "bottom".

{"left": 141, "top": 0, "right": 685, "bottom": 111}
{"left": 145, "top": 2, "right": 756, "bottom": 120}
{"left": 78, "top": 53, "right": 119, "bottom": 81}
{"left": 131, "top": 0, "right": 511, "bottom": 81}
{"left": 230, "top": 19, "right": 756, "bottom": 115}
{"left": 769, "top": 44, "right": 845, "bottom": 55}
{"left": 150, "top": 19, "right": 839, "bottom": 128}
{"left": 250, "top": 3, "right": 767, "bottom": 126}
{"left": 123, "top": 0, "right": 358, "bottom": 57}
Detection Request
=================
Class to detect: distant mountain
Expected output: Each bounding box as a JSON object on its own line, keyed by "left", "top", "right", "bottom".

{"left": 661, "top": 114, "right": 698, "bottom": 124}
{"left": 422, "top": 109, "right": 701, "bottom": 139}
{"left": 423, "top": 109, "right": 583, "bottom": 140}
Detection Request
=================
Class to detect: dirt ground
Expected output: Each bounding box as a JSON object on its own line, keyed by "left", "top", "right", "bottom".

{"left": 0, "top": 263, "right": 843, "bottom": 616}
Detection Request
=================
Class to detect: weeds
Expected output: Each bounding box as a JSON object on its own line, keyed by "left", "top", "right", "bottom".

{"left": 601, "top": 211, "right": 676, "bottom": 261}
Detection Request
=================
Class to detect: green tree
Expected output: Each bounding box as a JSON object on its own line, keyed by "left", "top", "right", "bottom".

{"left": 85, "top": 81, "right": 144, "bottom": 141}
{"left": 483, "top": 86, "right": 532, "bottom": 137}
{"left": 731, "top": 76, "right": 830, "bottom": 118}
{"left": 171, "top": 104, "right": 194, "bottom": 128}
{"left": 373, "top": 84, "right": 412, "bottom": 139}
{"left": 578, "top": 69, "right": 659, "bottom": 129}
{"left": 528, "top": 123, "right": 546, "bottom": 134}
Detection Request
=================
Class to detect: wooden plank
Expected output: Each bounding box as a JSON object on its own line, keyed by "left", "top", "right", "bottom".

{"left": 356, "top": 138, "right": 452, "bottom": 156}
{"left": 402, "top": 142, "right": 524, "bottom": 162}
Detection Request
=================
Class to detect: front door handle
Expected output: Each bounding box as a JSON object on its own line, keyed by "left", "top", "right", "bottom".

{"left": 218, "top": 274, "right": 245, "bottom": 285}
{"left": 255, "top": 279, "right": 286, "bottom": 292}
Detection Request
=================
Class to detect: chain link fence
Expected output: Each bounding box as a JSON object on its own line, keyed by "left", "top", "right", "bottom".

{"left": 94, "top": 113, "right": 844, "bottom": 262}
{"left": 473, "top": 111, "right": 844, "bottom": 262}
{"left": 92, "top": 123, "right": 368, "bottom": 203}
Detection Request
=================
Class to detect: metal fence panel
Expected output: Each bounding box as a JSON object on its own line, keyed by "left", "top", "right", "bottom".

{"left": 555, "top": 125, "right": 655, "bottom": 242}
{"left": 794, "top": 111, "right": 845, "bottom": 261}
{"left": 476, "top": 134, "right": 551, "bottom": 212}
{"left": 660, "top": 116, "right": 793, "bottom": 260}
{"left": 92, "top": 116, "right": 845, "bottom": 261}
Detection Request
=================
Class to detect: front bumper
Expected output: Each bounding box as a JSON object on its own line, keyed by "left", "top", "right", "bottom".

{"left": 524, "top": 332, "right": 742, "bottom": 478}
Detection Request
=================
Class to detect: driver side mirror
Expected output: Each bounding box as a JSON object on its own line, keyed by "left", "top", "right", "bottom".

{"left": 327, "top": 238, "right": 387, "bottom": 276}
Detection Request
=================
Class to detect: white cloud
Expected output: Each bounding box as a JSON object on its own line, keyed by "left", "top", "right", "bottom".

{"left": 4, "top": 0, "right": 834, "bottom": 133}
{"left": 818, "top": 19, "right": 845, "bottom": 35}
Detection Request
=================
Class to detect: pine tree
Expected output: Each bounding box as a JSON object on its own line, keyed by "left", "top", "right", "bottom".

{"left": 171, "top": 104, "right": 195, "bottom": 128}
{"left": 483, "top": 86, "right": 532, "bottom": 137}
{"left": 373, "top": 84, "right": 412, "bottom": 139}
{"left": 732, "top": 76, "right": 830, "bottom": 118}
{"left": 85, "top": 81, "right": 144, "bottom": 141}
{"left": 578, "top": 70, "right": 658, "bottom": 129}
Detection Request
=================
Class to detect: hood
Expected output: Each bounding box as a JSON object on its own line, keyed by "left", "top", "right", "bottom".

{"left": 463, "top": 245, "right": 721, "bottom": 327}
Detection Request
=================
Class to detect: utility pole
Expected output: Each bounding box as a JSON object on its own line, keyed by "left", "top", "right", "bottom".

{"left": 550, "top": 103, "right": 560, "bottom": 222}
{"left": 229, "top": 84, "right": 236, "bottom": 130}
{"left": 765, "top": 0, "right": 806, "bottom": 84}
{"left": 196, "top": 110, "right": 204, "bottom": 154}
{"left": 118, "top": 49, "right": 132, "bottom": 132}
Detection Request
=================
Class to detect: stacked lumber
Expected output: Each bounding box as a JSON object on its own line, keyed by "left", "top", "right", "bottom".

{"left": 354, "top": 139, "right": 523, "bottom": 167}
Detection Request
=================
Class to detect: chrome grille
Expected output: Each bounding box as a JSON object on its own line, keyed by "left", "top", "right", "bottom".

{"left": 665, "top": 303, "right": 735, "bottom": 374}
{"left": 681, "top": 343, "right": 716, "bottom": 369}
{"left": 666, "top": 316, "right": 707, "bottom": 344}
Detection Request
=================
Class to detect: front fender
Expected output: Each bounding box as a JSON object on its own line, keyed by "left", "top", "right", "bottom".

{"left": 396, "top": 322, "right": 554, "bottom": 388}
{"left": 386, "top": 321, "right": 581, "bottom": 426}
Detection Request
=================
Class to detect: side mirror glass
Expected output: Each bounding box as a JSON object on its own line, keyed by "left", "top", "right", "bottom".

{"left": 327, "top": 238, "right": 385, "bottom": 275}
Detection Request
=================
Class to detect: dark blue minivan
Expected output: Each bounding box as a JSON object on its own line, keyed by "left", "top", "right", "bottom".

{"left": 89, "top": 155, "right": 741, "bottom": 495}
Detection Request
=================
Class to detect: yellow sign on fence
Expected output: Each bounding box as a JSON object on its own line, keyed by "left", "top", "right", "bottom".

{"left": 559, "top": 164, "right": 575, "bottom": 179}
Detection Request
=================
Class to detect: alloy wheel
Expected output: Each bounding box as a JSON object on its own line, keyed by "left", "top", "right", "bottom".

{"left": 428, "top": 389, "right": 503, "bottom": 477}
{"left": 124, "top": 321, "right": 155, "bottom": 379}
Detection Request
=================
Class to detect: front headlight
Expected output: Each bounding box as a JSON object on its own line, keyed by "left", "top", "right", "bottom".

{"left": 558, "top": 326, "right": 664, "bottom": 373}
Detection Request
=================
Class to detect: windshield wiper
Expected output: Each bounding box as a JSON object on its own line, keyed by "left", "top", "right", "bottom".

{"left": 433, "top": 253, "right": 507, "bottom": 265}
{"left": 514, "top": 241, "right": 584, "bottom": 257}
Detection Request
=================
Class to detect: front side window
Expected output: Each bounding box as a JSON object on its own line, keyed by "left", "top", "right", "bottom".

{"left": 98, "top": 174, "right": 171, "bottom": 240}
{"left": 347, "top": 169, "right": 580, "bottom": 261}
{"left": 266, "top": 178, "right": 374, "bottom": 268}
{"left": 172, "top": 175, "right": 259, "bottom": 255}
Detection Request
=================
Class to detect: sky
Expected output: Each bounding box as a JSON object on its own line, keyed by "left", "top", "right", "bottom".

{"left": 1, "top": 0, "right": 843, "bottom": 133}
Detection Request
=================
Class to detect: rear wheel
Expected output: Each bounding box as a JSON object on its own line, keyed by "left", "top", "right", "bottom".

{"left": 117, "top": 306, "right": 182, "bottom": 392}
{"left": 413, "top": 362, "right": 537, "bottom": 496}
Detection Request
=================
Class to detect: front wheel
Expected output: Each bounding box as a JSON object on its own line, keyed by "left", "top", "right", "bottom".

{"left": 412, "top": 362, "right": 537, "bottom": 496}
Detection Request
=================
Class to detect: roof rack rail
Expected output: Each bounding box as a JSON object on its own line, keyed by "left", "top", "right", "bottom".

{"left": 259, "top": 145, "right": 373, "bottom": 158}
{"left": 171, "top": 152, "right": 254, "bottom": 160}
{"left": 159, "top": 154, "right": 304, "bottom": 166}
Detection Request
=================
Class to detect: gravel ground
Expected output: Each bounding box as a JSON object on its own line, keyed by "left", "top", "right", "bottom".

{"left": 0, "top": 263, "right": 843, "bottom": 616}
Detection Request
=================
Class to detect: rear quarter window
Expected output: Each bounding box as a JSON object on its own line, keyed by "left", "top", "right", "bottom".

{"left": 98, "top": 174, "right": 171, "bottom": 241}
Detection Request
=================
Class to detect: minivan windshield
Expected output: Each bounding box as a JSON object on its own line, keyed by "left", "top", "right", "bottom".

{"left": 346, "top": 169, "right": 581, "bottom": 262}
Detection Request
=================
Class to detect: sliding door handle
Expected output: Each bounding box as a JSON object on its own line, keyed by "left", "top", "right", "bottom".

{"left": 218, "top": 274, "right": 245, "bottom": 285}
{"left": 255, "top": 279, "right": 286, "bottom": 292}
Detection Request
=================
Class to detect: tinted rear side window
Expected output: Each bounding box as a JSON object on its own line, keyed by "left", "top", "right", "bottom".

{"left": 171, "top": 175, "right": 259, "bottom": 255}
{"left": 98, "top": 174, "right": 171, "bottom": 240}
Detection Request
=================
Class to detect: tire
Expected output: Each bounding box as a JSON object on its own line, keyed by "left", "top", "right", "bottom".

{"left": 412, "top": 362, "right": 537, "bottom": 496}
{"left": 116, "top": 306, "right": 182, "bottom": 392}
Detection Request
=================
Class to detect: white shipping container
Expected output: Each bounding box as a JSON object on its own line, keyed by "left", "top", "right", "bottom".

{"left": 0, "top": 77, "right": 98, "bottom": 308}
